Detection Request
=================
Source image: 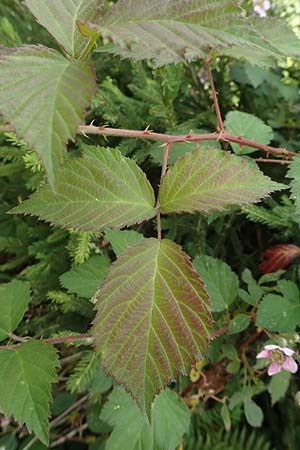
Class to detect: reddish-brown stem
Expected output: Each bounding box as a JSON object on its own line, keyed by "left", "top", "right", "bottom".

{"left": 1, "top": 124, "right": 296, "bottom": 158}
{"left": 156, "top": 142, "right": 172, "bottom": 241}
{"left": 254, "top": 158, "right": 291, "bottom": 164}
{"left": 78, "top": 126, "right": 296, "bottom": 158}
{"left": 0, "top": 333, "right": 93, "bottom": 350}
{"left": 212, "top": 326, "right": 229, "bottom": 338}
{"left": 205, "top": 59, "right": 224, "bottom": 131}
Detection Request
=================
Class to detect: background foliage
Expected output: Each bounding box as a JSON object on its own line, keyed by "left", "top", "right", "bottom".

{"left": 1, "top": 0, "right": 300, "bottom": 449}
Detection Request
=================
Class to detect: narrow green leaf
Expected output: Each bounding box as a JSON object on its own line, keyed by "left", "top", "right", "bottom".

{"left": 256, "top": 294, "right": 300, "bottom": 332}
{"left": 287, "top": 157, "right": 300, "bottom": 219}
{"left": 268, "top": 370, "right": 291, "bottom": 405}
{"left": 0, "top": 341, "right": 59, "bottom": 445}
{"left": 243, "top": 399, "right": 263, "bottom": 428}
{"left": 105, "top": 229, "right": 144, "bottom": 255}
{"left": 0, "top": 280, "right": 30, "bottom": 341}
{"left": 193, "top": 255, "right": 238, "bottom": 312}
{"left": 221, "top": 403, "right": 231, "bottom": 432}
{"left": 224, "top": 111, "right": 273, "bottom": 155}
{"left": 11, "top": 147, "right": 156, "bottom": 231}
{"left": 93, "top": 238, "right": 212, "bottom": 417}
{"left": 0, "top": 46, "right": 96, "bottom": 188}
{"left": 60, "top": 255, "right": 110, "bottom": 298}
{"left": 100, "top": 386, "right": 190, "bottom": 450}
{"left": 96, "top": 0, "right": 300, "bottom": 67}
{"left": 159, "top": 147, "right": 285, "bottom": 215}
{"left": 24, "top": 0, "right": 102, "bottom": 58}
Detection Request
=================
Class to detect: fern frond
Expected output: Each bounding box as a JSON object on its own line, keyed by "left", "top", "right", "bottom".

{"left": 67, "top": 231, "right": 94, "bottom": 265}
{"left": 242, "top": 205, "right": 291, "bottom": 229}
{"left": 67, "top": 351, "right": 99, "bottom": 393}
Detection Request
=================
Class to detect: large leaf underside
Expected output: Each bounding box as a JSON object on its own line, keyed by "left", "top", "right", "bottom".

{"left": 97, "top": 0, "right": 300, "bottom": 67}
{"left": 93, "top": 238, "right": 212, "bottom": 417}
{"left": 24, "top": 0, "right": 103, "bottom": 57}
{"left": 0, "top": 46, "right": 96, "bottom": 187}
{"left": 11, "top": 147, "right": 156, "bottom": 232}
{"left": 159, "top": 146, "right": 285, "bottom": 215}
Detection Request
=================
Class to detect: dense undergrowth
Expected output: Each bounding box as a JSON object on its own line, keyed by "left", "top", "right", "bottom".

{"left": 1, "top": 1, "right": 300, "bottom": 449}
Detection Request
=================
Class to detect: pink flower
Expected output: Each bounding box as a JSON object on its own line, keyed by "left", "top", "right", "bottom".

{"left": 252, "top": 0, "right": 271, "bottom": 17}
{"left": 257, "top": 345, "right": 298, "bottom": 376}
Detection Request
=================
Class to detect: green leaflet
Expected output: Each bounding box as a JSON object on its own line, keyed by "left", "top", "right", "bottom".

{"left": 100, "top": 386, "right": 190, "bottom": 450}
{"left": 268, "top": 371, "right": 291, "bottom": 406}
{"left": 95, "top": 0, "right": 300, "bottom": 67}
{"left": 0, "top": 280, "right": 30, "bottom": 341}
{"left": 287, "top": 157, "right": 300, "bottom": 219}
{"left": 93, "top": 238, "right": 212, "bottom": 418}
{"left": 24, "top": 0, "right": 102, "bottom": 58}
{"left": 11, "top": 147, "right": 156, "bottom": 232}
{"left": 105, "top": 229, "right": 144, "bottom": 255}
{"left": 193, "top": 255, "right": 239, "bottom": 312}
{"left": 60, "top": 255, "right": 110, "bottom": 298}
{"left": 0, "top": 46, "right": 96, "bottom": 188}
{"left": 0, "top": 341, "right": 59, "bottom": 445}
{"left": 159, "top": 147, "right": 285, "bottom": 215}
{"left": 224, "top": 111, "right": 273, "bottom": 155}
{"left": 256, "top": 294, "right": 300, "bottom": 332}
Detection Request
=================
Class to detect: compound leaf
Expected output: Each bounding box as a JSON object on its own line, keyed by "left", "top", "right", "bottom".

{"left": 224, "top": 111, "right": 273, "bottom": 155}
{"left": 60, "top": 255, "right": 110, "bottom": 298}
{"left": 93, "top": 238, "right": 212, "bottom": 417}
{"left": 0, "top": 280, "right": 30, "bottom": 341}
{"left": 0, "top": 46, "right": 96, "bottom": 188}
{"left": 11, "top": 147, "right": 156, "bottom": 232}
{"left": 159, "top": 147, "right": 285, "bottom": 215}
{"left": 101, "top": 386, "right": 190, "bottom": 450}
{"left": 24, "top": 0, "right": 102, "bottom": 58}
{"left": 96, "top": 0, "right": 300, "bottom": 67}
{"left": 0, "top": 341, "right": 58, "bottom": 445}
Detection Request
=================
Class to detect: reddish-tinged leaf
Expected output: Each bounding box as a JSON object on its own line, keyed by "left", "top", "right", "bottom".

{"left": 159, "top": 147, "right": 285, "bottom": 215}
{"left": 259, "top": 244, "right": 300, "bottom": 274}
{"left": 92, "top": 238, "right": 212, "bottom": 418}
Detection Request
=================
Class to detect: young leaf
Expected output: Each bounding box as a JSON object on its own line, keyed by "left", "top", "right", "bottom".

{"left": 105, "top": 229, "right": 144, "bottom": 255}
{"left": 268, "top": 370, "right": 291, "bottom": 405}
{"left": 24, "top": 0, "right": 102, "bottom": 58}
{"left": 224, "top": 111, "right": 273, "bottom": 155}
{"left": 256, "top": 294, "right": 300, "bottom": 332}
{"left": 159, "top": 147, "right": 285, "bottom": 215}
{"left": 11, "top": 147, "right": 156, "bottom": 231}
{"left": 101, "top": 386, "right": 190, "bottom": 450}
{"left": 228, "top": 314, "right": 250, "bottom": 335}
{"left": 0, "top": 46, "right": 96, "bottom": 188}
{"left": 60, "top": 255, "right": 110, "bottom": 298}
{"left": 96, "top": 1, "right": 300, "bottom": 67}
{"left": 244, "top": 399, "right": 263, "bottom": 428}
{"left": 0, "top": 341, "right": 58, "bottom": 445}
{"left": 93, "top": 238, "right": 212, "bottom": 417}
{"left": 193, "top": 255, "right": 239, "bottom": 312}
{"left": 0, "top": 280, "right": 30, "bottom": 341}
{"left": 259, "top": 244, "right": 300, "bottom": 274}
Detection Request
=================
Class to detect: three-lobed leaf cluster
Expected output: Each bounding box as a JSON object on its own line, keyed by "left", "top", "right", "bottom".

{"left": 0, "top": 0, "right": 300, "bottom": 445}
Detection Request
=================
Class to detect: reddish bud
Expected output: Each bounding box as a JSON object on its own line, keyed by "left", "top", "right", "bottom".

{"left": 259, "top": 244, "right": 300, "bottom": 274}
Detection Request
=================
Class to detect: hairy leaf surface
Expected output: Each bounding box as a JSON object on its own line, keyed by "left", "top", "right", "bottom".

{"left": 97, "top": 0, "right": 300, "bottom": 67}
{"left": 0, "top": 280, "right": 30, "bottom": 341}
{"left": 93, "top": 238, "right": 212, "bottom": 417}
{"left": 24, "top": 0, "right": 102, "bottom": 57}
{"left": 11, "top": 147, "right": 156, "bottom": 231}
{"left": 0, "top": 46, "right": 95, "bottom": 187}
{"left": 159, "top": 147, "right": 285, "bottom": 215}
{"left": 101, "top": 386, "right": 190, "bottom": 450}
{"left": 0, "top": 341, "right": 58, "bottom": 445}
{"left": 60, "top": 255, "right": 110, "bottom": 298}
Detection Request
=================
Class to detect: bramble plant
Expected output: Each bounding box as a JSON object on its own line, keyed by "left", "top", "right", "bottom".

{"left": 1, "top": 0, "right": 300, "bottom": 448}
